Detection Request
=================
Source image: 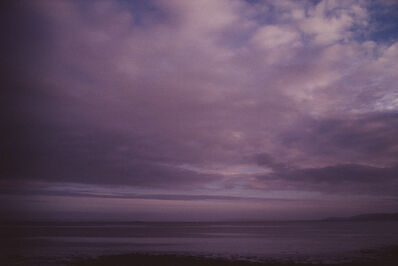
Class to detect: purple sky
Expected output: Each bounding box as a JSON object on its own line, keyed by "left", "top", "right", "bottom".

{"left": 1, "top": 0, "right": 398, "bottom": 221}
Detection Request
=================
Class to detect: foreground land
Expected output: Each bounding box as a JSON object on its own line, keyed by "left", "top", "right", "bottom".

{"left": 69, "top": 246, "right": 398, "bottom": 266}
{"left": 2, "top": 246, "right": 398, "bottom": 266}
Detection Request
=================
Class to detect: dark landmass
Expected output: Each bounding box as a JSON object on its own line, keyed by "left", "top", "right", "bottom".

{"left": 323, "top": 212, "right": 398, "bottom": 221}
{"left": 66, "top": 246, "right": 398, "bottom": 266}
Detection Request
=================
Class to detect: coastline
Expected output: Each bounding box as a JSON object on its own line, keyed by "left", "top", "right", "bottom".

{"left": 69, "top": 246, "right": 398, "bottom": 266}
{"left": 3, "top": 246, "right": 397, "bottom": 266}
{"left": 70, "top": 246, "right": 398, "bottom": 266}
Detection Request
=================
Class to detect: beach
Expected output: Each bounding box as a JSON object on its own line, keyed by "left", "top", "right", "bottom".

{"left": 71, "top": 247, "right": 398, "bottom": 266}
{"left": 3, "top": 246, "right": 398, "bottom": 266}
{"left": 2, "top": 221, "right": 398, "bottom": 265}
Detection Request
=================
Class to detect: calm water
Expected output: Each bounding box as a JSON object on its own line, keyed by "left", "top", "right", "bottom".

{"left": 2, "top": 221, "right": 398, "bottom": 263}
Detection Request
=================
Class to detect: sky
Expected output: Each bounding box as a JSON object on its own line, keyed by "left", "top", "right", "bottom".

{"left": 1, "top": 0, "right": 397, "bottom": 221}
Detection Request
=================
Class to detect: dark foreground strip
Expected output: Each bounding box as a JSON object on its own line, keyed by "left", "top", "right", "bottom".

{"left": 70, "top": 247, "right": 398, "bottom": 266}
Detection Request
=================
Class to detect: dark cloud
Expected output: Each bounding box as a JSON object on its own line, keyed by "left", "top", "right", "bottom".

{"left": 252, "top": 153, "right": 289, "bottom": 171}
{"left": 280, "top": 112, "right": 398, "bottom": 166}
{"left": 0, "top": 124, "right": 217, "bottom": 188}
{"left": 250, "top": 112, "right": 398, "bottom": 196}
{"left": 256, "top": 163, "right": 398, "bottom": 196}
{"left": 0, "top": 2, "right": 48, "bottom": 185}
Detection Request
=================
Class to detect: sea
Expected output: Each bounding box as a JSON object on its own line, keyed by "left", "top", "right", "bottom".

{"left": 1, "top": 220, "right": 398, "bottom": 264}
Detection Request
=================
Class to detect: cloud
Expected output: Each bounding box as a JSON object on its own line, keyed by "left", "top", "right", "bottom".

{"left": 0, "top": 185, "right": 301, "bottom": 202}
{"left": 255, "top": 163, "right": 398, "bottom": 196}
{"left": 251, "top": 25, "right": 301, "bottom": 49}
{"left": 297, "top": 0, "right": 368, "bottom": 45}
{"left": 1, "top": 0, "right": 397, "bottom": 219}
{"left": 278, "top": 112, "right": 398, "bottom": 167}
